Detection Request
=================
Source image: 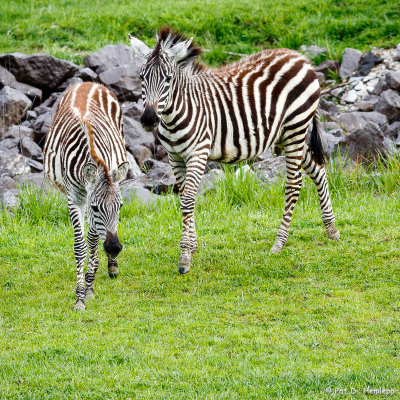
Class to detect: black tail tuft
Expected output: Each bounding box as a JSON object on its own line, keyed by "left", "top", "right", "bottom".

{"left": 310, "top": 111, "right": 326, "bottom": 166}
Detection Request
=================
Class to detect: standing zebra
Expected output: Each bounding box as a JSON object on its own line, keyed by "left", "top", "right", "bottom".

{"left": 44, "top": 82, "right": 129, "bottom": 310}
{"left": 129, "top": 28, "right": 340, "bottom": 274}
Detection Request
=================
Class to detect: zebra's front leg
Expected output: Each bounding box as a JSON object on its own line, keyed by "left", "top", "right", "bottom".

{"left": 270, "top": 152, "right": 303, "bottom": 254}
{"left": 68, "top": 200, "right": 87, "bottom": 311}
{"left": 107, "top": 256, "right": 119, "bottom": 278}
{"left": 85, "top": 227, "right": 99, "bottom": 299}
{"left": 178, "top": 155, "right": 207, "bottom": 274}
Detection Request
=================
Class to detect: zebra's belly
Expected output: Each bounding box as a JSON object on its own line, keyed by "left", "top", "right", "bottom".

{"left": 209, "top": 128, "right": 269, "bottom": 163}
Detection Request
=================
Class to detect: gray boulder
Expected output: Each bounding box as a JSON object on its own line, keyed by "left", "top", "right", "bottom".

{"left": 319, "top": 97, "right": 339, "bottom": 116}
{"left": 19, "top": 136, "right": 43, "bottom": 160}
{"left": 0, "top": 176, "right": 17, "bottom": 192}
{"left": 300, "top": 45, "right": 327, "bottom": 58}
{"left": 388, "top": 121, "right": 400, "bottom": 139}
{"left": 372, "top": 77, "right": 389, "bottom": 96}
{"left": 121, "top": 100, "right": 144, "bottom": 121}
{"left": 314, "top": 59, "right": 339, "bottom": 77}
{"left": 123, "top": 115, "right": 155, "bottom": 151}
{"left": 75, "top": 67, "right": 98, "bottom": 82}
{"left": 0, "top": 53, "right": 80, "bottom": 92}
{"left": 15, "top": 172, "right": 52, "bottom": 193}
{"left": 0, "top": 150, "right": 30, "bottom": 177}
{"left": 354, "top": 95, "right": 379, "bottom": 112}
{"left": 59, "top": 77, "right": 83, "bottom": 91}
{"left": 252, "top": 156, "right": 286, "bottom": 184}
{"left": 334, "top": 122, "right": 393, "bottom": 163}
{"left": 339, "top": 48, "right": 363, "bottom": 78}
{"left": 125, "top": 151, "right": 144, "bottom": 181}
{"left": 142, "top": 159, "right": 177, "bottom": 194}
{"left": 122, "top": 179, "right": 162, "bottom": 204}
{"left": 198, "top": 169, "right": 224, "bottom": 195}
{"left": 0, "top": 86, "right": 32, "bottom": 134}
{"left": 315, "top": 72, "right": 326, "bottom": 86}
{"left": 0, "top": 65, "right": 42, "bottom": 104}
{"left": 32, "top": 111, "right": 53, "bottom": 147}
{"left": 375, "top": 90, "right": 400, "bottom": 121}
{"left": 0, "top": 189, "right": 21, "bottom": 209}
{"left": 334, "top": 111, "right": 388, "bottom": 133}
{"left": 154, "top": 144, "right": 168, "bottom": 163}
{"left": 84, "top": 44, "right": 139, "bottom": 74}
{"left": 129, "top": 145, "right": 153, "bottom": 168}
{"left": 25, "top": 158, "right": 44, "bottom": 173}
{"left": 385, "top": 71, "right": 400, "bottom": 90}
{"left": 99, "top": 63, "right": 143, "bottom": 102}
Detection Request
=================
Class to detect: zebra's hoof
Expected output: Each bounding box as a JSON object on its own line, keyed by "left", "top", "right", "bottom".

{"left": 85, "top": 288, "right": 95, "bottom": 299}
{"left": 74, "top": 300, "right": 86, "bottom": 311}
{"left": 108, "top": 270, "right": 119, "bottom": 278}
{"left": 327, "top": 228, "right": 340, "bottom": 240}
{"left": 179, "top": 253, "right": 192, "bottom": 274}
{"left": 326, "top": 224, "right": 340, "bottom": 240}
{"left": 270, "top": 243, "right": 282, "bottom": 254}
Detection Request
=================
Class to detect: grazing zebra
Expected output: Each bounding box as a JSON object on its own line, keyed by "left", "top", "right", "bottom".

{"left": 44, "top": 82, "right": 129, "bottom": 310}
{"left": 129, "top": 28, "right": 340, "bottom": 274}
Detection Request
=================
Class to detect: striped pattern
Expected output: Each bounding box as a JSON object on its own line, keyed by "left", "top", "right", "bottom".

{"left": 44, "top": 82, "right": 128, "bottom": 310}
{"left": 134, "top": 28, "right": 339, "bottom": 273}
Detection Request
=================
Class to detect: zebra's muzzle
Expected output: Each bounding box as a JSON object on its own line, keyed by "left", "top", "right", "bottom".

{"left": 103, "top": 232, "right": 123, "bottom": 258}
{"left": 140, "top": 107, "right": 160, "bottom": 132}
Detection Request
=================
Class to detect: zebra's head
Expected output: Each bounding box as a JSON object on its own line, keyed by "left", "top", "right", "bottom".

{"left": 83, "top": 162, "right": 129, "bottom": 258}
{"left": 129, "top": 27, "right": 202, "bottom": 132}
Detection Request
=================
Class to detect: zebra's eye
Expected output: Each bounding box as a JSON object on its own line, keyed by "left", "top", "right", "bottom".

{"left": 139, "top": 72, "right": 144, "bottom": 79}
{"left": 92, "top": 204, "right": 99, "bottom": 213}
{"left": 166, "top": 74, "right": 172, "bottom": 82}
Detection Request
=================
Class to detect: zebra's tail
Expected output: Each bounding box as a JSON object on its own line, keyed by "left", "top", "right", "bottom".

{"left": 309, "top": 109, "right": 327, "bottom": 166}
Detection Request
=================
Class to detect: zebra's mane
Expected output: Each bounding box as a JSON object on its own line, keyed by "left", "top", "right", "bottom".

{"left": 83, "top": 119, "right": 113, "bottom": 186}
{"left": 154, "top": 27, "right": 205, "bottom": 72}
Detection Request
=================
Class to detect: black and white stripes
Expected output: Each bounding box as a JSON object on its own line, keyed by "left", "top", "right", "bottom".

{"left": 130, "top": 28, "right": 339, "bottom": 273}
{"left": 44, "top": 82, "right": 129, "bottom": 310}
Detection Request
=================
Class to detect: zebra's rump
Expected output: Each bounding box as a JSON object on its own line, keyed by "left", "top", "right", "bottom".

{"left": 44, "top": 82, "right": 126, "bottom": 193}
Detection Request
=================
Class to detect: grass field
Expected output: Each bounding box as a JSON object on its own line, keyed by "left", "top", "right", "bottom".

{"left": 1, "top": 160, "right": 400, "bottom": 399}
{"left": 1, "top": 0, "right": 400, "bottom": 65}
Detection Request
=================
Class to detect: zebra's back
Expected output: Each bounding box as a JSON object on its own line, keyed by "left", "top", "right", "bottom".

{"left": 44, "top": 82, "right": 126, "bottom": 196}
{"left": 161, "top": 48, "right": 319, "bottom": 163}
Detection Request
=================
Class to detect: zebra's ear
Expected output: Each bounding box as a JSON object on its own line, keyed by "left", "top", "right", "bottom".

{"left": 83, "top": 163, "right": 98, "bottom": 183}
{"left": 111, "top": 161, "right": 130, "bottom": 183}
{"left": 128, "top": 34, "right": 151, "bottom": 59}
{"left": 166, "top": 38, "right": 193, "bottom": 62}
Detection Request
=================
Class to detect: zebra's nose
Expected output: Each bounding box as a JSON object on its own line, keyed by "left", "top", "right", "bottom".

{"left": 104, "top": 232, "right": 123, "bottom": 258}
{"left": 140, "top": 107, "right": 160, "bottom": 132}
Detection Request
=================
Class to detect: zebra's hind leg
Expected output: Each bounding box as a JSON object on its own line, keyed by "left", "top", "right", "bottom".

{"left": 68, "top": 200, "right": 87, "bottom": 311}
{"left": 85, "top": 227, "right": 99, "bottom": 299}
{"left": 301, "top": 145, "right": 340, "bottom": 240}
{"left": 270, "top": 141, "right": 304, "bottom": 254}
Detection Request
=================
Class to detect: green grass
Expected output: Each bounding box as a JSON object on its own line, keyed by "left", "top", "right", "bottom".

{"left": 1, "top": 0, "right": 399, "bottom": 66}
{"left": 1, "top": 159, "right": 400, "bottom": 399}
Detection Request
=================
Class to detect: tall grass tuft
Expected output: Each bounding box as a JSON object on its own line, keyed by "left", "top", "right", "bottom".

{"left": 13, "top": 184, "right": 70, "bottom": 226}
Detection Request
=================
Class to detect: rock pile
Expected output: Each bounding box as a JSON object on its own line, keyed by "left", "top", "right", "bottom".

{"left": 1, "top": 42, "right": 400, "bottom": 208}
{"left": 316, "top": 45, "right": 400, "bottom": 162}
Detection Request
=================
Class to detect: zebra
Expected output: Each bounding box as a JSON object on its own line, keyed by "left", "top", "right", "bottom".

{"left": 129, "top": 28, "right": 340, "bottom": 274}
{"left": 44, "top": 82, "right": 129, "bottom": 310}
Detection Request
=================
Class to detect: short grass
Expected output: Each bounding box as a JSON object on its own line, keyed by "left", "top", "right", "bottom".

{"left": 1, "top": 159, "right": 400, "bottom": 399}
{"left": 1, "top": 0, "right": 399, "bottom": 66}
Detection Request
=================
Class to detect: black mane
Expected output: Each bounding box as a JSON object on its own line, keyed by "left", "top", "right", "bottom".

{"left": 152, "top": 27, "right": 204, "bottom": 71}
